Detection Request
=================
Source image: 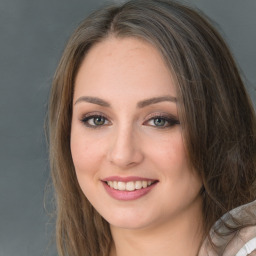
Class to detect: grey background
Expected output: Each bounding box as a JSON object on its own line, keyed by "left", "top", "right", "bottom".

{"left": 0, "top": 0, "right": 255, "bottom": 255}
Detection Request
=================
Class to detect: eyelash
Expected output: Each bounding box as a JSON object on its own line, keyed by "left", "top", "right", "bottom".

{"left": 81, "top": 114, "right": 111, "bottom": 129}
{"left": 80, "top": 113, "right": 180, "bottom": 129}
{"left": 144, "top": 114, "right": 180, "bottom": 128}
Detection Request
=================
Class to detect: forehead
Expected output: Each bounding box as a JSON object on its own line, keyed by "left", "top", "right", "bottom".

{"left": 74, "top": 36, "right": 176, "bottom": 100}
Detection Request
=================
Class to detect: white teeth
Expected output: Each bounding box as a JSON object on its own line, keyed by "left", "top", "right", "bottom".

{"left": 126, "top": 181, "right": 135, "bottom": 191}
{"left": 113, "top": 181, "right": 118, "bottom": 189}
{"left": 106, "top": 180, "right": 154, "bottom": 191}
{"left": 117, "top": 181, "right": 126, "bottom": 191}
{"left": 142, "top": 181, "right": 147, "bottom": 188}
{"left": 135, "top": 181, "right": 142, "bottom": 189}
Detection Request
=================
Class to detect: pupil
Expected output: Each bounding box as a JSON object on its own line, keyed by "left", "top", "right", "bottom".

{"left": 94, "top": 116, "right": 105, "bottom": 125}
{"left": 154, "top": 118, "right": 165, "bottom": 126}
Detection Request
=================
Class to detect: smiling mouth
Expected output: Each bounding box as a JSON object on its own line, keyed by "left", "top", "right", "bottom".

{"left": 104, "top": 180, "right": 158, "bottom": 191}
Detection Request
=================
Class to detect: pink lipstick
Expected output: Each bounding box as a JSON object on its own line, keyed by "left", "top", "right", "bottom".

{"left": 101, "top": 176, "right": 158, "bottom": 201}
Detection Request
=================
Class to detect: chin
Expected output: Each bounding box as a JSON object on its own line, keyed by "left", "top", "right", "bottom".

{"left": 101, "top": 207, "right": 161, "bottom": 231}
{"left": 109, "top": 219, "right": 152, "bottom": 230}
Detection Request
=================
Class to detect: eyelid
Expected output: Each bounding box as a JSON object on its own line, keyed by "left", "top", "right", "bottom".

{"left": 143, "top": 112, "right": 180, "bottom": 127}
{"left": 145, "top": 112, "right": 178, "bottom": 120}
{"left": 79, "top": 111, "right": 179, "bottom": 128}
{"left": 80, "top": 112, "right": 112, "bottom": 128}
{"left": 80, "top": 111, "right": 110, "bottom": 120}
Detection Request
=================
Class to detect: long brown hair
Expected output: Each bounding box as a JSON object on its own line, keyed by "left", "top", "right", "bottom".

{"left": 47, "top": 0, "right": 256, "bottom": 255}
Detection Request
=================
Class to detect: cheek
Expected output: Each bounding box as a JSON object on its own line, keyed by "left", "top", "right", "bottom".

{"left": 71, "top": 141, "right": 94, "bottom": 165}
{"left": 148, "top": 131, "right": 187, "bottom": 169}
{"left": 70, "top": 126, "right": 103, "bottom": 177}
{"left": 149, "top": 132, "right": 201, "bottom": 187}
{"left": 70, "top": 130, "right": 103, "bottom": 199}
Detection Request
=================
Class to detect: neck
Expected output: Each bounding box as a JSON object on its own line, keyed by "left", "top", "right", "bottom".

{"left": 110, "top": 196, "right": 204, "bottom": 256}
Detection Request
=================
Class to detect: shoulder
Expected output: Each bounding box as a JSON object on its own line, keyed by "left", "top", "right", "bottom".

{"left": 235, "top": 237, "right": 256, "bottom": 256}
{"left": 226, "top": 227, "right": 256, "bottom": 256}
{"left": 224, "top": 200, "right": 256, "bottom": 256}
{"left": 199, "top": 227, "right": 256, "bottom": 256}
{"left": 248, "top": 250, "right": 256, "bottom": 256}
{"left": 199, "top": 200, "right": 256, "bottom": 256}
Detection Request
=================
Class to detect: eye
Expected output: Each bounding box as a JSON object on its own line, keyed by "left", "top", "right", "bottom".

{"left": 81, "top": 114, "right": 110, "bottom": 128}
{"left": 145, "top": 115, "right": 180, "bottom": 128}
{"left": 152, "top": 118, "right": 167, "bottom": 127}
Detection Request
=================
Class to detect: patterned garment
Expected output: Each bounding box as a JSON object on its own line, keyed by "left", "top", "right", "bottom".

{"left": 199, "top": 200, "right": 256, "bottom": 256}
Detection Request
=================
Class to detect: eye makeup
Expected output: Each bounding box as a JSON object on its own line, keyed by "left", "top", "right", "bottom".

{"left": 143, "top": 112, "right": 180, "bottom": 129}
{"left": 79, "top": 111, "right": 179, "bottom": 130}
{"left": 80, "top": 112, "right": 111, "bottom": 129}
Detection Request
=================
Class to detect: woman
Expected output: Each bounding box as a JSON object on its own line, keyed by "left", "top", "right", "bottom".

{"left": 47, "top": 0, "right": 256, "bottom": 255}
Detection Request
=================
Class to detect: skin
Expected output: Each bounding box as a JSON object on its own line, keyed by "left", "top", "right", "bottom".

{"left": 71, "top": 36, "right": 204, "bottom": 256}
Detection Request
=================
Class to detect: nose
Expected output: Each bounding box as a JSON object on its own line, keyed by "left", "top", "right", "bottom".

{"left": 107, "top": 126, "right": 144, "bottom": 169}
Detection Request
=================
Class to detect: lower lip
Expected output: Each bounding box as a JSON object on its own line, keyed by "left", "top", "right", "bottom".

{"left": 102, "top": 182, "right": 157, "bottom": 201}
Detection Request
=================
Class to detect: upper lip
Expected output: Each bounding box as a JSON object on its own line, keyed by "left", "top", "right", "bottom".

{"left": 102, "top": 176, "right": 158, "bottom": 182}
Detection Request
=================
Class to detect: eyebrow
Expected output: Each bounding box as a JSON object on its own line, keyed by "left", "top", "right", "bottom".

{"left": 137, "top": 96, "right": 177, "bottom": 108}
{"left": 74, "top": 95, "right": 177, "bottom": 108}
{"left": 74, "top": 96, "right": 110, "bottom": 107}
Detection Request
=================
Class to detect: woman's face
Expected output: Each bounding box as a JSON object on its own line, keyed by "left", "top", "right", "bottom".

{"left": 71, "top": 37, "right": 202, "bottom": 230}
